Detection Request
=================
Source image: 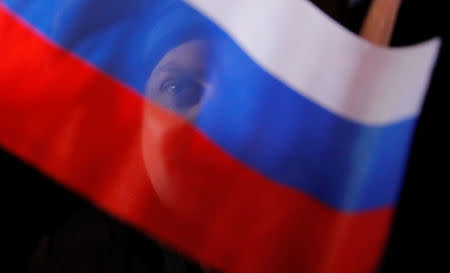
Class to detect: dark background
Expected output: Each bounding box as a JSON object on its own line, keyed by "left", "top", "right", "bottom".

{"left": 2, "top": 0, "right": 448, "bottom": 272}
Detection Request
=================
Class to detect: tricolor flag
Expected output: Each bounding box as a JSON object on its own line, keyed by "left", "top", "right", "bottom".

{"left": 0, "top": 0, "right": 440, "bottom": 273}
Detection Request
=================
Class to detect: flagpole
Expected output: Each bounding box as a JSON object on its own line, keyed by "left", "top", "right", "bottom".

{"left": 359, "top": 0, "right": 403, "bottom": 46}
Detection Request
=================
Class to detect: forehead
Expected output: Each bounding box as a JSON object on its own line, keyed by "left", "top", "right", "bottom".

{"left": 153, "top": 39, "right": 213, "bottom": 73}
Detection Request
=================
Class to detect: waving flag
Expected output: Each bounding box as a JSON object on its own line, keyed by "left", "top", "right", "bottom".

{"left": 0, "top": 0, "right": 440, "bottom": 273}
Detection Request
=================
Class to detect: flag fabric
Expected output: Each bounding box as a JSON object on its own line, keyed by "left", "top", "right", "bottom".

{"left": 0, "top": 0, "right": 440, "bottom": 273}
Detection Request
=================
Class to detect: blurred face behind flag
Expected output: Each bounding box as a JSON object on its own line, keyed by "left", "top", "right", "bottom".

{"left": 142, "top": 38, "right": 219, "bottom": 216}
{"left": 139, "top": 1, "right": 228, "bottom": 216}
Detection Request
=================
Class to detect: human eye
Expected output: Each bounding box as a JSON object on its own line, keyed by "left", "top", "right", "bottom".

{"left": 159, "top": 76, "right": 207, "bottom": 110}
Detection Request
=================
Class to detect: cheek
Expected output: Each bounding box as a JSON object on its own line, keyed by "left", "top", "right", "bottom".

{"left": 140, "top": 102, "right": 207, "bottom": 216}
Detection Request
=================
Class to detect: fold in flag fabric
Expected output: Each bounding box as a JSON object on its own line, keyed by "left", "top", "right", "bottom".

{"left": 0, "top": 0, "right": 440, "bottom": 273}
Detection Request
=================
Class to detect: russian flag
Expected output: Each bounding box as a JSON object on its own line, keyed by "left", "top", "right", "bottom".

{"left": 0, "top": 0, "right": 440, "bottom": 272}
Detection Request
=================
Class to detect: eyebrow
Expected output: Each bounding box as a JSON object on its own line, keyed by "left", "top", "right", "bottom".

{"left": 156, "top": 61, "right": 207, "bottom": 79}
